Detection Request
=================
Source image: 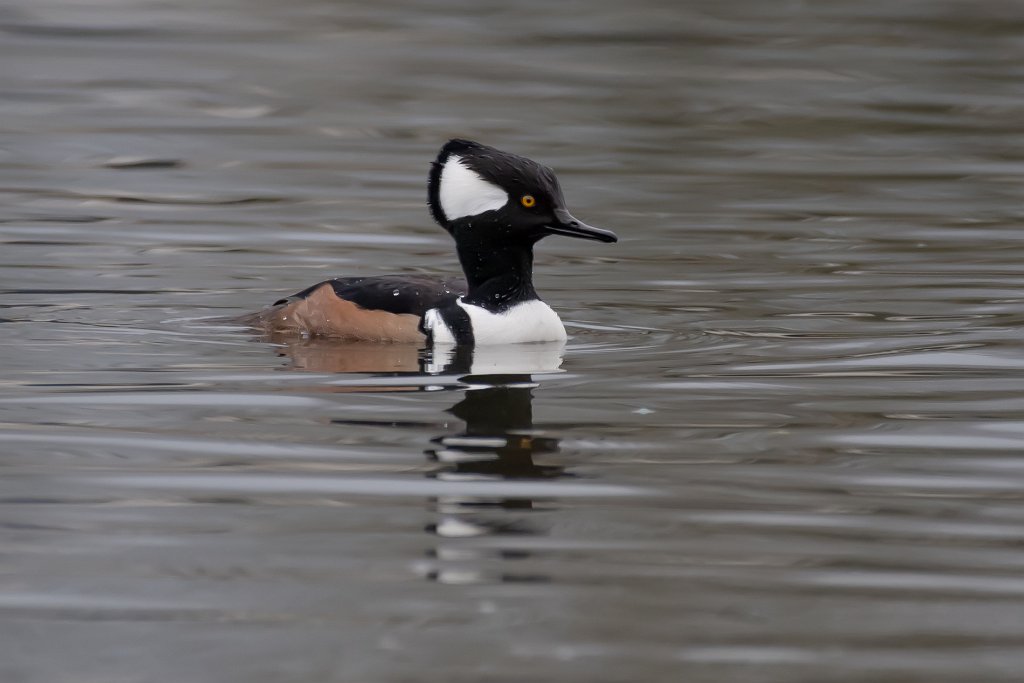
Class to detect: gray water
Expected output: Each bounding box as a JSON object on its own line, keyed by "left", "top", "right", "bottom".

{"left": 3, "top": 0, "right": 1024, "bottom": 681}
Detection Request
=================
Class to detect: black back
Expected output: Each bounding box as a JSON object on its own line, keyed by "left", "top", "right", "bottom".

{"left": 275, "top": 275, "right": 466, "bottom": 317}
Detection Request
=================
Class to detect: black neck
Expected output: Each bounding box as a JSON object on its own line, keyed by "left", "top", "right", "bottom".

{"left": 455, "top": 238, "right": 538, "bottom": 311}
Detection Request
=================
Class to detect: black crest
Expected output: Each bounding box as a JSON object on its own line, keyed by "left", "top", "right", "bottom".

{"left": 426, "top": 139, "right": 563, "bottom": 230}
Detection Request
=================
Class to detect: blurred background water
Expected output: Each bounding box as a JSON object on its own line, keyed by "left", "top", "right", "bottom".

{"left": 3, "top": 0, "right": 1024, "bottom": 681}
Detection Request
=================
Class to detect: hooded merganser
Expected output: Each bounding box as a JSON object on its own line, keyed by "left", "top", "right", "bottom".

{"left": 251, "top": 139, "right": 617, "bottom": 345}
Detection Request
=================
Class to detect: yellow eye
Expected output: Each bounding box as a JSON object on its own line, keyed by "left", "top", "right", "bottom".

{"left": 520, "top": 194, "right": 536, "bottom": 208}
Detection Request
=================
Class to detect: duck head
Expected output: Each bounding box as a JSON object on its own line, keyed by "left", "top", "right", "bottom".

{"left": 427, "top": 139, "right": 617, "bottom": 246}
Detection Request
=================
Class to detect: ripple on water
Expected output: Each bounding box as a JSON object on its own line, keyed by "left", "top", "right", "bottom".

{"left": 5, "top": 0, "right": 1024, "bottom": 680}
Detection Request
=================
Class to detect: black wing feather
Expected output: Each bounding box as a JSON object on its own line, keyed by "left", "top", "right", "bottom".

{"left": 274, "top": 275, "right": 466, "bottom": 317}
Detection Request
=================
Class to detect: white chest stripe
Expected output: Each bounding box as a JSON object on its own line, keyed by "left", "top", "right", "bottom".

{"left": 439, "top": 156, "right": 508, "bottom": 221}
{"left": 424, "top": 299, "right": 567, "bottom": 345}
{"left": 423, "top": 308, "right": 456, "bottom": 344}
{"left": 457, "top": 299, "right": 567, "bottom": 345}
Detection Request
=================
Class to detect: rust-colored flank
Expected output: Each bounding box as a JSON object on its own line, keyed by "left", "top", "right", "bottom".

{"left": 258, "top": 283, "right": 425, "bottom": 343}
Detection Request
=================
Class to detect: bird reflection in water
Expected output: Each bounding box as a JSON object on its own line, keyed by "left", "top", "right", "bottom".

{"left": 268, "top": 334, "right": 567, "bottom": 584}
{"left": 423, "top": 375, "right": 563, "bottom": 585}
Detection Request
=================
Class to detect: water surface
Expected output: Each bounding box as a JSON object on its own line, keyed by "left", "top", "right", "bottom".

{"left": 3, "top": 0, "right": 1024, "bottom": 681}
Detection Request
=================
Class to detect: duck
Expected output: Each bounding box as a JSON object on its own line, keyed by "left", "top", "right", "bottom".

{"left": 249, "top": 139, "right": 617, "bottom": 345}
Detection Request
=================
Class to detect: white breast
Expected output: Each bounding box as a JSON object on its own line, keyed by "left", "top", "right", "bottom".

{"left": 423, "top": 298, "right": 568, "bottom": 346}
{"left": 458, "top": 299, "right": 567, "bottom": 345}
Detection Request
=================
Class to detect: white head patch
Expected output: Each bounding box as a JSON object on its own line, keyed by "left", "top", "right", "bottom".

{"left": 439, "top": 155, "right": 508, "bottom": 221}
